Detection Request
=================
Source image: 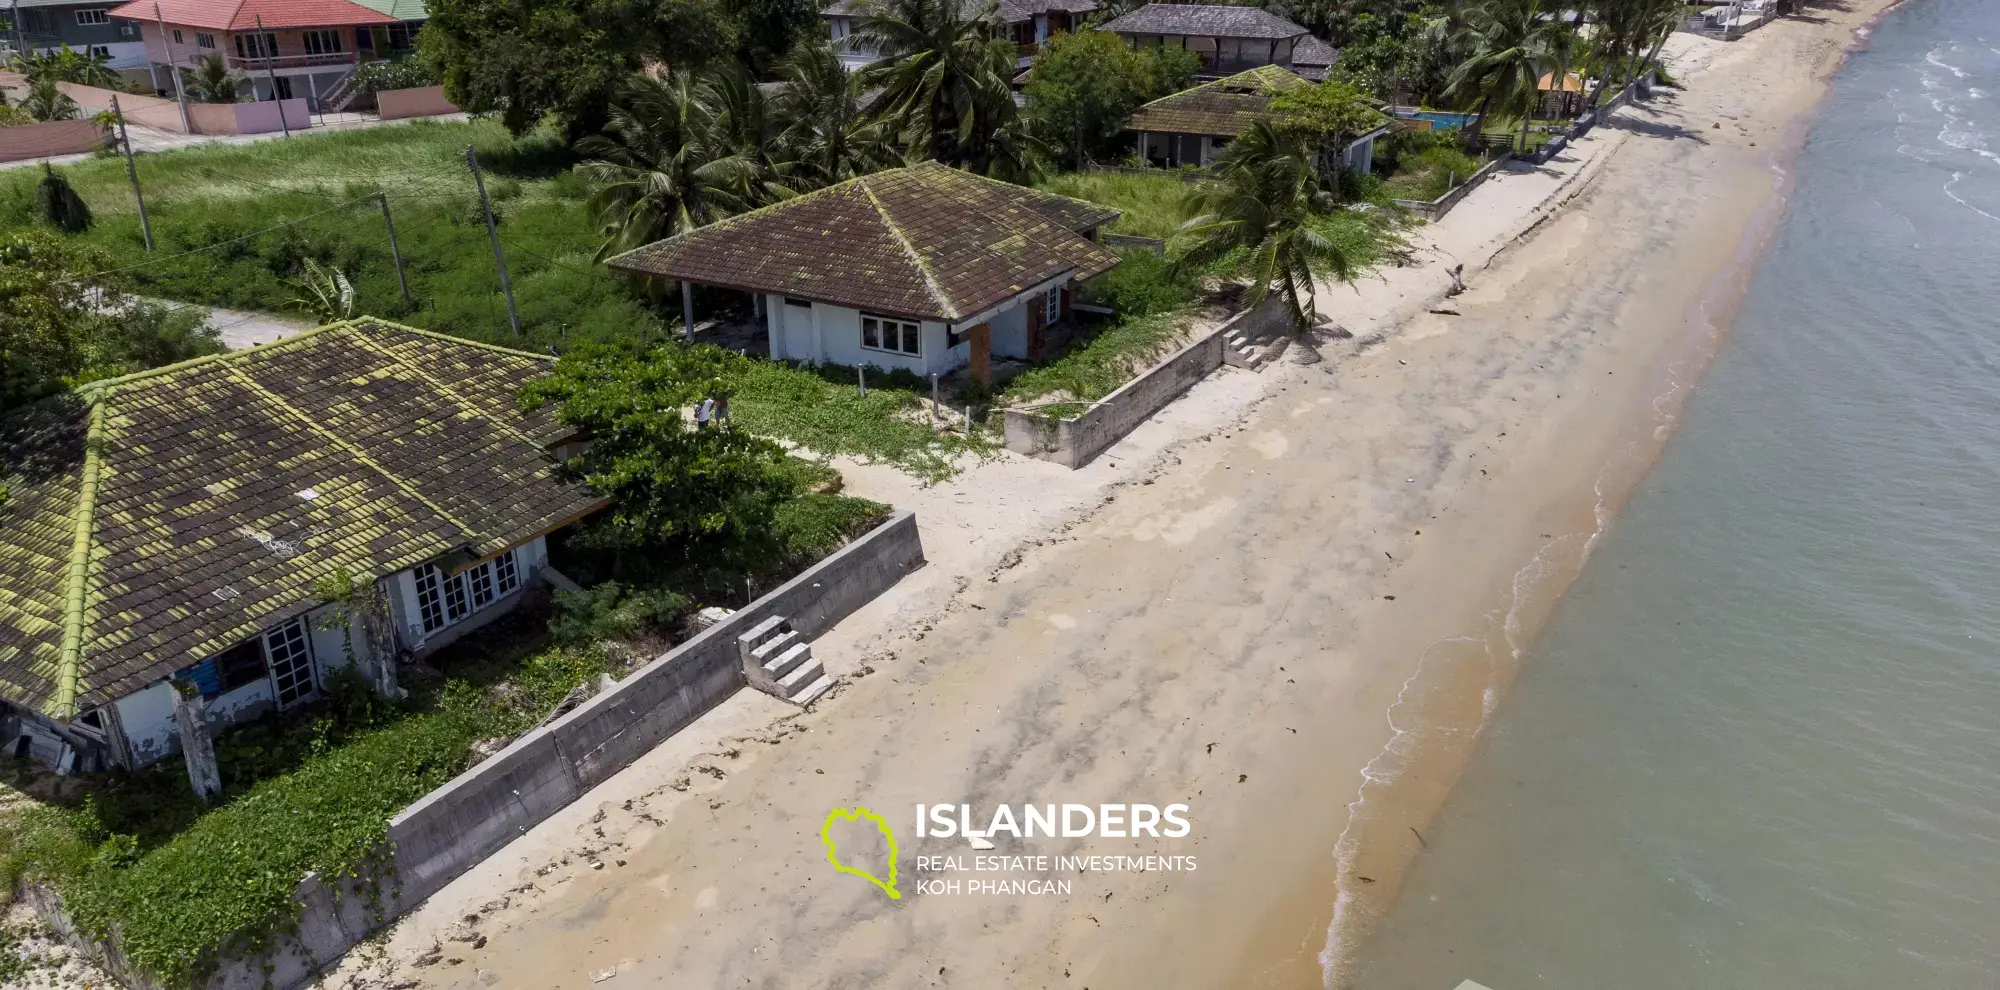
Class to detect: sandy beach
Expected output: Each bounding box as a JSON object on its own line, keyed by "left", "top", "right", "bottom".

{"left": 302, "top": 5, "right": 1900, "bottom": 989}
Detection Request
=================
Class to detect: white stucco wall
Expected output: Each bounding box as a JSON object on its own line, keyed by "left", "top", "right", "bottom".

{"left": 990, "top": 304, "right": 1030, "bottom": 359}
{"left": 392, "top": 537, "right": 549, "bottom": 653}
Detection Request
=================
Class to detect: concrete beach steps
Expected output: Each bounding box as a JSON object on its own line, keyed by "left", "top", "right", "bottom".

{"left": 738, "top": 615, "right": 836, "bottom": 705}
{"left": 1223, "top": 327, "right": 1289, "bottom": 371}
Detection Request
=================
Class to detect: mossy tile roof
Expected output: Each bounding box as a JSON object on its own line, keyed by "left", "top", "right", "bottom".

{"left": 604, "top": 161, "right": 1122, "bottom": 323}
{"left": 1128, "top": 65, "right": 1310, "bottom": 137}
{"left": 0, "top": 319, "right": 604, "bottom": 719}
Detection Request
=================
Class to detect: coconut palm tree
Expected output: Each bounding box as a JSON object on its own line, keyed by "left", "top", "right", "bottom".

{"left": 773, "top": 41, "right": 895, "bottom": 188}
{"left": 1446, "top": 0, "right": 1562, "bottom": 151}
{"left": 1170, "top": 121, "right": 1361, "bottom": 335}
{"left": 20, "top": 78, "right": 80, "bottom": 122}
{"left": 576, "top": 71, "right": 766, "bottom": 261}
{"left": 182, "top": 55, "right": 244, "bottom": 104}
{"left": 10, "top": 45, "right": 120, "bottom": 89}
{"left": 850, "top": 0, "right": 1022, "bottom": 172}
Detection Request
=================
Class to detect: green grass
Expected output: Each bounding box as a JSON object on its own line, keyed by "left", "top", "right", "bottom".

{"left": 1382, "top": 144, "right": 1487, "bottom": 202}
{"left": 1034, "top": 171, "right": 1199, "bottom": 240}
{"left": 1000, "top": 309, "right": 1195, "bottom": 416}
{"left": 2, "top": 119, "right": 663, "bottom": 350}
{"left": 728, "top": 361, "right": 997, "bottom": 485}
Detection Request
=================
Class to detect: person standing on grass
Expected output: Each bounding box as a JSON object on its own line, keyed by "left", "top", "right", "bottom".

{"left": 695, "top": 395, "right": 715, "bottom": 429}
{"left": 714, "top": 392, "right": 731, "bottom": 427}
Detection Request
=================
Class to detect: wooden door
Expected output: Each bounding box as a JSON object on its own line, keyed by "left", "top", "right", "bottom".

{"left": 969, "top": 323, "right": 991, "bottom": 384}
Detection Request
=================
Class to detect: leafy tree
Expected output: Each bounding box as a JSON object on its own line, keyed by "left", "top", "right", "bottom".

{"left": 21, "top": 78, "right": 79, "bottom": 122}
{"left": 852, "top": 0, "right": 1024, "bottom": 173}
{"left": 1170, "top": 121, "right": 1364, "bottom": 334}
{"left": 103, "top": 301, "right": 225, "bottom": 369}
{"left": 8, "top": 45, "right": 120, "bottom": 88}
{"left": 0, "top": 232, "right": 224, "bottom": 412}
{"left": 181, "top": 55, "right": 244, "bottom": 104}
{"left": 1267, "top": 78, "right": 1389, "bottom": 197}
{"left": 576, "top": 71, "right": 766, "bottom": 260}
{"left": 773, "top": 41, "right": 896, "bottom": 187}
{"left": 37, "top": 166, "right": 90, "bottom": 232}
{"left": 1025, "top": 30, "right": 1197, "bottom": 169}
{"left": 730, "top": 0, "right": 824, "bottom": 76}
{"left": 519, "top": 343, "right": 801, "bottom": 580}
{"left": 0, "top": 232, "right": 104, "bottom": 409}
{"left": 419, "top": 0, "right": 736, "bottom": 141}
{"left": 1446, "top": 0, "right": 1562, "bottom": 150}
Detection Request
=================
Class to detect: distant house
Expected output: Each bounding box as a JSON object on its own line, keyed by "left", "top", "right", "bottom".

{"left": 105, "top": 0, "right": 427, "bottom": 110}
{"left": 0, "top": 321, "right": 603, "bottom": 775}
{"left": 1129, "top": 64, "right": 1388, "bottom": 171}
{"left": 3, "top": 0, "right": 151, "bottom": 76}
{"left": 823, "top": 0, "right": 1098, "bottom": 72}
{"left": 1098, "top": 3, "right": 1337, "bottom": 80}
{"left": 606, "top": 161, "right": 1122, "bottom": 384}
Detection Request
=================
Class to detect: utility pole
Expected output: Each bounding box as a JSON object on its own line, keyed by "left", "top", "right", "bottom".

{"left": 152, "top": 2, "right": 190, "bottom": 133}
{"left": 465, "top": 145, "right": 521, "bottom": 336}
{"left": 255, "top": 14, "right": 290, "bottom": 138}
{"left": 111, "top": 96, "right": 153, "bottom": 251}
{"left": 9, "top": 0, "right": 28, "bottom": 63}
{"left": 378, "top": 193, "right": 410, "bottom": 302}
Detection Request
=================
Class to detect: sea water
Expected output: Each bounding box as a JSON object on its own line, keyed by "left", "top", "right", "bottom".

{"left": 1352, "top": 1, "right": 2000, "bottom": 987}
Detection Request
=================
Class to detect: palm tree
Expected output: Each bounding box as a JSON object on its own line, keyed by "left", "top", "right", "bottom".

{"left": 10, "top": 45, "right": 120, "bottom": 89}
{"left": 851, "top": 0, "right": 1022, "bottom": 172}
{"left": 286, "top": 260, "right": 355, "bottom": 322}
{"left": 774, "top": 41, "right": 895, "bottom": 187}
{"left": 1446, "top": 0, "right": 1561, "bottom": 152}
{"left": 576, "top": 71, "right": 765, "bottom": 260}
{"left": 182, "top": 55, "right": 243, "bottom": 104}
{"left": 21, "top": 78, "right": 80, "bottom": 122}
{"left": 1171, "top": 121, "right": 1360, "bottom": 335}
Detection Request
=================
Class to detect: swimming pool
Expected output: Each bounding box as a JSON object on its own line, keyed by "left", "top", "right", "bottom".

{"left": 1388, "top": 108, "right": 1479, "bottom": 131}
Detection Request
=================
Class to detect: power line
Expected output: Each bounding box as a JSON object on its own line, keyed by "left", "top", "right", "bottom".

{"left": 71, "top": 194, "right": 382, "bottom": 283}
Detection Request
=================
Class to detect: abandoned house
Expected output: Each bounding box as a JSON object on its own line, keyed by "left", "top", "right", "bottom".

{"left": 604, "top": 160, "right": 1123, "bottom": 385}
{"left": 0, "top": 320, "right": 604, "bottom": 779}
{"left": 1128, "top": 64, "right": 1390, "bottom": 170}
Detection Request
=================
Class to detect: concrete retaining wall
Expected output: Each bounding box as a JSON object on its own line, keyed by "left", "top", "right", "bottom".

{"left": 185, "top": 99, "right": 310, "bottom": 135}
{"left": 27, "top": 512, "right": 925, "bottom": 990}
{"left": 1392, "top": 154, "right": 1509, "bottom": 222}
{"left": 375, "top": 85, "right": 458, "bottom": 120}
{"left": 1004, "top": 299, "right": 1287, "bottom": 468}
{"left": 0, "top": 120, "right": 108, "bottom": 162}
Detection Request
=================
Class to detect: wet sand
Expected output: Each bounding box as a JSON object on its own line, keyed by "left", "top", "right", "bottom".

{"left": 314, "top": 7, "right": 1895, "bottom": 989}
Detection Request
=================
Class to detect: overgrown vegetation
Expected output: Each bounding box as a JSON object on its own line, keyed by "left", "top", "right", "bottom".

{"left": 0, "top": 644, "right": 607, "bottom": 988}
{"left": 1034, "top": 171, "right": 1198, "bottom": 240}
{"left": 0, "top": 119, "right": 663, "bottom": 352}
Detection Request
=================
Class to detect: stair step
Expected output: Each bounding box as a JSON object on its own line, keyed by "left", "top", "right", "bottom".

{"left": 791, "top": 674, "right": 837, "bottom": 706}
{"left": 761, "top": 641, "right": 813, "bottom": 680}
{"left": 750, "top": 628, "right": 800, "bottom": 665}
{"left": 737, "top": 615, "right": 787, "bottom": 650}
{"left": 777, "top": 658, "right": 826, "bottom": 695}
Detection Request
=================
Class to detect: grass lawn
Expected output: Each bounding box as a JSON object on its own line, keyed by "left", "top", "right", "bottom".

{"left": 1034, "top": 171, "right": 1200, "bottom": 240}
{"left": 0, "top": 119, "right": 662, "bottom": 351}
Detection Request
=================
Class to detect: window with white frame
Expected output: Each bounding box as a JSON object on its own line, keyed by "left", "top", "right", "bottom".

{"left": 861, "top": 314, "right": 920, "bottom": 356}
{"left": 412, "top": 549, "right": 526, "bottom": 636}
{"left": 264, "top": 616, "right": 317, "bottom": 708}
{"left": 89, "top": 45, "right": 110, "bottom": 58}
{"left": 197, "top": 32, "right": 216, "bottom": 48}
{"left": 302, "top": 28, "right": 342, "bottom": 54}
{"left": 171, "top": 28, "right": 183, "bottom": 43}
{"left": 1044, "top": 287, "right": 1061, "bottom": 325}
{"left": 75, "top": 8, "right": 108, "bottom": 25}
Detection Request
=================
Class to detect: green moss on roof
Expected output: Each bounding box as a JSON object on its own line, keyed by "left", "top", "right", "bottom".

{"left": 1128, "top": 65, "right": 1313, "bottom": 138}
{"left": 0, "top": 318, "right": 602, "bottom": 719}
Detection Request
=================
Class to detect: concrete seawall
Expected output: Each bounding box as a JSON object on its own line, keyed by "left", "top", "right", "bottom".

{"left": 1005, "top": 300, "right": 1288, "bottom": 468}
{"left": 33, "top": 512, "right": 926, "bottom": 990}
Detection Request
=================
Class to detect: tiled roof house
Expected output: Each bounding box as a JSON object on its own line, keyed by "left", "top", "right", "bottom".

{"left": 606, "top": 160, "right": 1122, "bottom": 383}
{"left": 1129, "top": 64, "right": 1389, "bottom": 170}
{"left": 0, "top": 320, "right": 603, "bottom": 772}
{"left": 106, "top": 0, "right": 426, "bottom": 112}
{"left": 823, "top": 0, "right": 1098, "bottom": 72}
{"left": 1099, "top": 3, "right": 1337, "bottom": 80}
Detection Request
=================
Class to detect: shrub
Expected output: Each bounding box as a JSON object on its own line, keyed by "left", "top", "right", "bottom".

{"left": 350, "top": 57, "right": 441, "bottom": 96}
{"left": 548, "top": 582, "right": 690, "bottom": 646}
{"left": 1077, "top": 248, "right": 1196, "bottom": 317}
{"left": 772, "top": 493, "right": 889, "bottom": 561}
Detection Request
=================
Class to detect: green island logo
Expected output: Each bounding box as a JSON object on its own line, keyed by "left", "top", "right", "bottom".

{"left": 821, "top": 807, "right": 901, "bottom": 900}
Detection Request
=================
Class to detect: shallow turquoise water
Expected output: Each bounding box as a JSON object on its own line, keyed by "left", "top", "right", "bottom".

{"left": 1354, "top": 2, "right": 2000, "bottom": 987}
